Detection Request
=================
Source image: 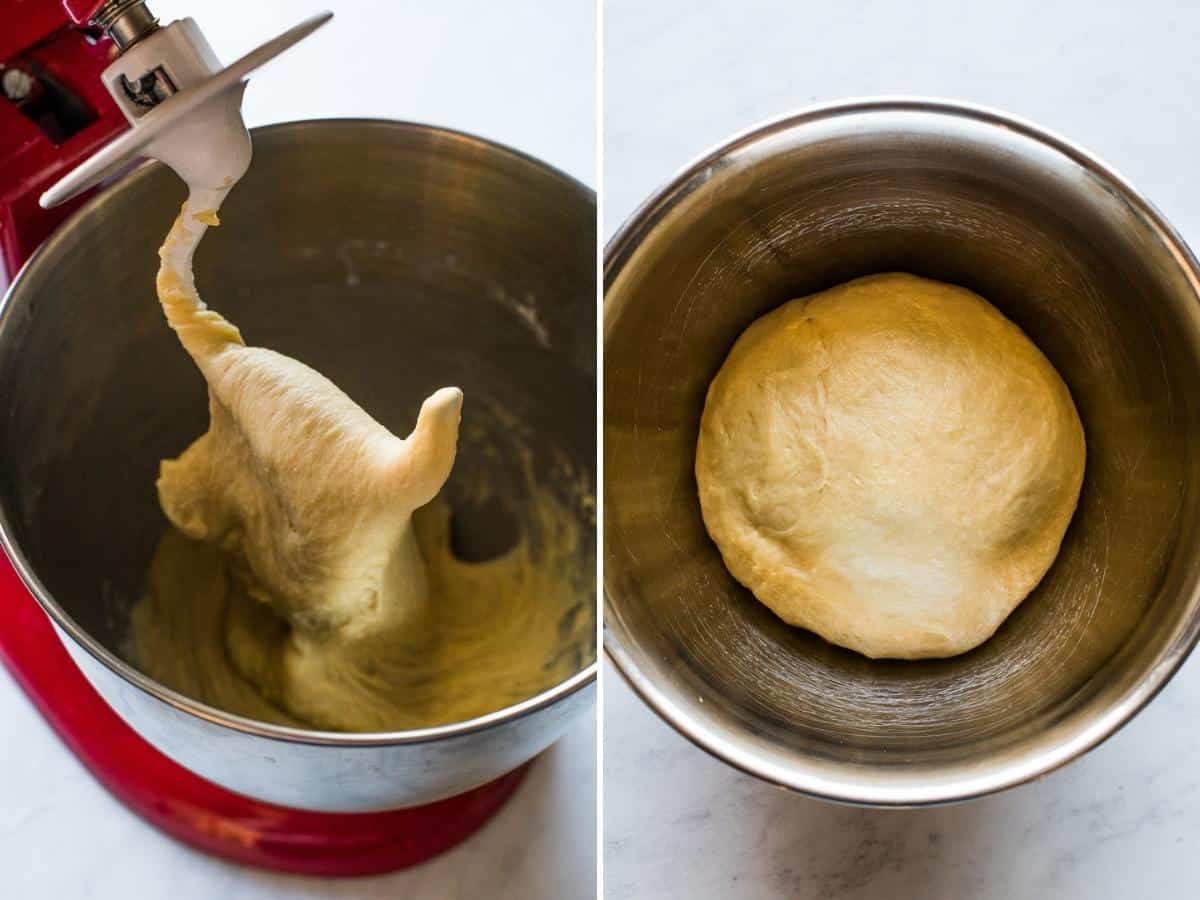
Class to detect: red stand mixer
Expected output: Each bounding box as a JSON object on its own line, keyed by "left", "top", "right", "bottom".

{"left": 0, "top": 0, "right": 535, "bottom": 876}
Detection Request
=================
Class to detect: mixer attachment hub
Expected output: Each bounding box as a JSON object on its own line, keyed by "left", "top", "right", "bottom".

{"left": 118, "top": 66, "right": 177, "bottom": 110}
{"left": 92, "top": 0, "right": 160, "bottom": 51}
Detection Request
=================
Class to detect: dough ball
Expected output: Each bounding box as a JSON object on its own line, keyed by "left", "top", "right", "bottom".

{"left": 695, "top": 273, "right": 1086, "bottom": 659}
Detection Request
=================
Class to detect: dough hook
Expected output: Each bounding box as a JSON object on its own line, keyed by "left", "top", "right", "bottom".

{"left": 40, "top": 1, "right": 332, "bottom": 209}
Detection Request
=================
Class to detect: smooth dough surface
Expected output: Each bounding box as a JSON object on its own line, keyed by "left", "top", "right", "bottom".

{"left": 128, "top": 197, "right": 591, "bottom": 731}
{"left": 695, "top": 273, "right": 1086, "bottom": 659}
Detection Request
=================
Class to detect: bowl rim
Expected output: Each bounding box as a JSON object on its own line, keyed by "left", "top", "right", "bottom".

{"left": 0, "top": 117, "right": 598, "bottom": 748}
{"left": 603, "top": 95, "right": 1200, "bottom": 806}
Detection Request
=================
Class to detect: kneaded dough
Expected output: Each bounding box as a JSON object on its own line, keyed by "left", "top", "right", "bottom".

{"left": 129, "top": 197, "right": 592, "bottom": 731}
{"left": 695, "top": 273, "right": 1086, "bottom": 659}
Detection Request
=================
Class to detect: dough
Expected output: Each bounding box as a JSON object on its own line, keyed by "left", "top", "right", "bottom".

{"left": 695, "top": 273, "right": 1086, "bottom": 659}
{"left": 129, "top": 196, "right": 592, "bottom": 731}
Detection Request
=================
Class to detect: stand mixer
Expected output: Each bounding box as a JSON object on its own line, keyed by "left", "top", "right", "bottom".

{"left": 0, "top": 0, "right": 592, "bottom": 875}
{"left": 2, "top": 0, "right": 330, "bottom": 285}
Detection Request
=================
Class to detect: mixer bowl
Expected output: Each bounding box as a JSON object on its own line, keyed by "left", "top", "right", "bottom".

{"left": 0, "top": 120, "right": 596, "bottom": 812}
{"left": 605, "top": 98, "right": 1200, "bottom": 806}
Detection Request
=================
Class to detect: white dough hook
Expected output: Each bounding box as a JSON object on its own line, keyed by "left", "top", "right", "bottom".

{"left": 40, "top": 5, "right": 332, "bottom": 209}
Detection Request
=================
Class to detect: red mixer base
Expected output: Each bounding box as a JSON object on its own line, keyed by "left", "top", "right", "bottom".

{"left": 0, "top": 559, "right": 528, "bottom": 877}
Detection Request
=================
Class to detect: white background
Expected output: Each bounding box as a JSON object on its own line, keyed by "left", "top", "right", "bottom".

{"left": 1, "top": 1, "right": 596, "bottom": 898}
{"left": 604, "top": 1, "right": 1200, "bottom": 898}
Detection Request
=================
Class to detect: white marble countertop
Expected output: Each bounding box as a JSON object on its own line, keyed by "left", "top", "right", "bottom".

{"left": 604, "top": 659, "right": 1200, "bottom": 900}
{"left": 604, "top": 1, "right": 1200, "bottom": 897}
{"left": 1, "top": 1, "right": 595, "bottom": 897}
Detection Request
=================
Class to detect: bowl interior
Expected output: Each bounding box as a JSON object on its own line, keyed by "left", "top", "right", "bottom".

{"left": 605, "top": 103, "right": 1200, "bottom": 801}
{"left": 0, "top": 121, "right": 597, "bottom": 725}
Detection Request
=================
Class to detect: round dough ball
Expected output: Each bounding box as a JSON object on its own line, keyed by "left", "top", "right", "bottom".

{"left": 695, "top": 273, "right": 1086, "bottom": 659}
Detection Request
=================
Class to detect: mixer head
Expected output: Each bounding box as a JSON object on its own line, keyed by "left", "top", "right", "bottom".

{"left": 40, "top": 1, "right": 332, "bottom": 209}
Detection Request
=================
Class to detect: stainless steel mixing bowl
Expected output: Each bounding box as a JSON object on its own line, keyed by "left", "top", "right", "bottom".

{"left": 605, "top": 98, "right": 1200, "bottom": 806}
{"left": 0, "top": 120, "right": 596, "bottom": 812}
